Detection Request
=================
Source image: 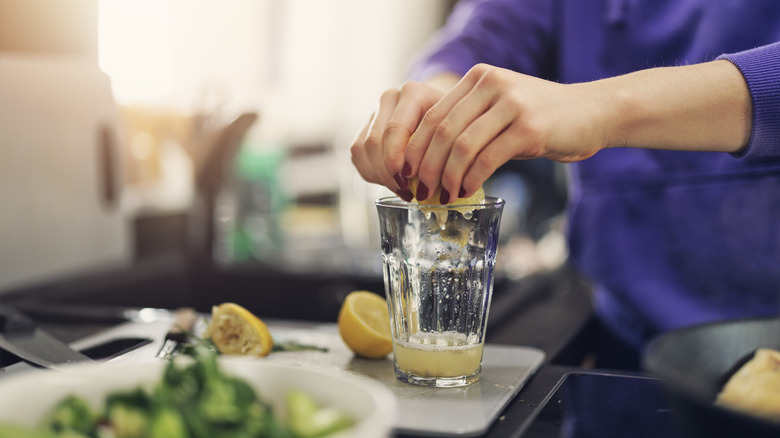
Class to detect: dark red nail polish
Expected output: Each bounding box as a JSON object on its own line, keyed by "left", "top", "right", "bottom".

{"left": 402, "top": 161, "right": 412, "bottom": 177}
{"left": 416, "top": 182, "right": 429, "bottom": 201}
{"left": 440, "top": 189, "right": 450, "bottom": 205}
{"left": 458, "top": 187, "right": 467, "bottom": 198}
{"left": 394, "top": 173, "right": 408, "bottom": 190}
{"left": 397, "top": 189, "right": 414, "bottom": 202}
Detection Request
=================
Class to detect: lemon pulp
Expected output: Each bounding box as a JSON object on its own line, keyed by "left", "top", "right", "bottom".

{"left": 406, "top": 177, "right": 485, "bottom": 229}
{"left": 204, "top": 302, "right": 274, "bottom": 357}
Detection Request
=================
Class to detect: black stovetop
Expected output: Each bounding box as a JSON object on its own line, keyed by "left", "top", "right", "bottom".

{"left": 520, "top": 372, "right": 680, "bottom": 438}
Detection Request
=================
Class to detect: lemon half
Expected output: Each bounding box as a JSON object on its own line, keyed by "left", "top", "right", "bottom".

{"left": 337, "top": 291, "right": 393, "bottom": 359}
{"left": 407, "top": 177, "right": 485, "bottom": 207}
{"left": 407, "top": 177, "right": 485, "bottom": 233}
{"left": 204, "top": 302, "right": 274, "bottom": 357}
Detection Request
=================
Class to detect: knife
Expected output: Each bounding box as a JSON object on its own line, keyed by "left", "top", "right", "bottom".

{"left": 0, "top": 305, "right": 93, "bottom": 368}
{"left": 156, "top": 307, "right": 199, "bottom": 359}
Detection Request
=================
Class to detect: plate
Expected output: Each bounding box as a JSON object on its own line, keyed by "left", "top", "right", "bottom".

{"left": 0, "top": 357, "right": 396, "bottom": 438}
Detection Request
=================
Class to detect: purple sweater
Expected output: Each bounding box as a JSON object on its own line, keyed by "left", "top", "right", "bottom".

{"left": 410, "top": 0, "right": 780, "bottom": 348}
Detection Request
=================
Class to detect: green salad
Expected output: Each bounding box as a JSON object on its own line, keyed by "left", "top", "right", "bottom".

{"left": 2, "top": 345, "right": 353, "bottom": 438}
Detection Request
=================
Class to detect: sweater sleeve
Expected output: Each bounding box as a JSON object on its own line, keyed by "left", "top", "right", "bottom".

{"left": 718, "top": 42, "right": 780, "bottom": 158}
{"left": 406, "top": 0, "right": 556, "bottom": 82}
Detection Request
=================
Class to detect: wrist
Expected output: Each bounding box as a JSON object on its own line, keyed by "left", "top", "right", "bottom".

{"left": 592, "top": 61, "right": 751, "bottom": 154}
{"left": 580, "top": 78, "right": 630, "bottom": 151}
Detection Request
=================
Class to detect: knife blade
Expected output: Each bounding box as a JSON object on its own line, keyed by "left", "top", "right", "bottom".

{"left": 0, "top": 305, "right": 92, "bottom": 368}
{"left": 156, "top": 307, "right": 199, "bottom": 359}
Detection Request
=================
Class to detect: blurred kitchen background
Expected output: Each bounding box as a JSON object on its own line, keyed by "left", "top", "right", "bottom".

{"left": 0, "top": 0, "right": 569, "bottom": 296}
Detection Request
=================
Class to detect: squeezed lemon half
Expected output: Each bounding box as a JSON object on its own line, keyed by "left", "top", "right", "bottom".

{"left": 204, "top": 302, "right": 274, "bottom": 357}
{"left": 337, "top": 291, "right": 393, "bottom": 359}
{"left": 407, "top": 177, "right": 485, "bottom": 207}
{"left": 407, "top": 177, "right": 485, "bottom": 238}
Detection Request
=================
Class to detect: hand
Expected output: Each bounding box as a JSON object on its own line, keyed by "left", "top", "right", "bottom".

{"left": 405, "top": 64, "right": 607, "bottom": 203}
{"left": 349, "top": 80, "right": 451, "bottom": 201}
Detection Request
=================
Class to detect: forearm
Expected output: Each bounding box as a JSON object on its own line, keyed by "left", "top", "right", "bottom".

{"left": 598, "top": 60, "right": 752, "bottom": 154}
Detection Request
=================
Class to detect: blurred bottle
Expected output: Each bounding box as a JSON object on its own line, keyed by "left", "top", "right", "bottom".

{"left": 213, "top": 140, "right": 287, "bottom": 265}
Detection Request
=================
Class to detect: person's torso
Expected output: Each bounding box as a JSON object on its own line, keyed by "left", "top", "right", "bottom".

{"left": 555, "top": 0, "right": 780, "bottom": 344}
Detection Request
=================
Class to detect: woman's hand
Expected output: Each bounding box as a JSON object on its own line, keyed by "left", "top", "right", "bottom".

{"left": 351, "top": 60, "right": 750, "bottom": 204}
{"left": 350, "top": 79, "right": 453, "bottom": 201}
{"left": 404, "top": 64, "right": 607, "bottom": 203}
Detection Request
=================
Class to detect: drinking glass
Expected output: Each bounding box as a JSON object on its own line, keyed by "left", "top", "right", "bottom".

{"left": 376, "top": 196, "right": 504, "bottom": 387}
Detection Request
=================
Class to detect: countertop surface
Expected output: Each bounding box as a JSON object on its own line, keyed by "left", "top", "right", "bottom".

{"left": 0, "top": 258, "right": 613, "bottom": 437}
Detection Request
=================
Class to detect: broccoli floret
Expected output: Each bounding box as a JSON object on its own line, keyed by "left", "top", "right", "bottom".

{"left": 106, "top": 403, "right": 150, "bottom": 437}
{"left": 46, "top": 395, "right": 96, "bottom": 436}
{"left": 286, "top": 390, "right": 353, "bottom": 438}
{"left": 149, "top": 407, "right": 188, "bottom": 438}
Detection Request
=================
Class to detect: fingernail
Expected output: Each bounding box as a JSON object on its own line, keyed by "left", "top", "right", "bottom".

{"left": 397, "top": 189, "right": 414, "bottom": 202}
{"left": 393, "top": 173, "right": 408, "bottom": 190}
{"left": 458, "top": 187, "right": 466, "bottom": 198}
{"left": 402, "top": 161, "right": 412, "bottom": 177}
{"left": 439, "top": 188, "right": 450, "bottom": 205}
{"left": 416, "top": 182, "right": 429, "bottom": 201}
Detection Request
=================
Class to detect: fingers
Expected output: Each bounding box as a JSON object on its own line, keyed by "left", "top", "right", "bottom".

{"left": 440, "top": 98, "right": 515, "bottom": 202}
{"left": 460, "top": 127, "right": 519, "bottom": 197}
{"left": 350, "top": 83, "right": 443, "bottom": 201}
{"left": 363, "top": 89, "right": 401, "bottom": 191}
{"left": 350, "top": 114, "right": 380, "bottom": 184}
{"left": 383, "top": 82, "right": 438, "bottom": 181}
{"left": 406, "top": 65, "right": 508, "bottom": 203}
{"left": 405, "top": 72, "right": 478, "bottom": 201}
{"left": 351, "top": 110, "right": 412, "bottom": 201}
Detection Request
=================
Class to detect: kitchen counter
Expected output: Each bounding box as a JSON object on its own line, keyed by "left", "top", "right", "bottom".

{"left": 0, "top": 255, "right": 609, "bottom": 437}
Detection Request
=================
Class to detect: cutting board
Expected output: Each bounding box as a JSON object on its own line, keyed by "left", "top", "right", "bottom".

{"left": 263, "top": 322, "right": 546, "bottom": 437}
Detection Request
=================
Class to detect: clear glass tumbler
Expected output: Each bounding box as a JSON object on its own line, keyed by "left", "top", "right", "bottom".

{"left": 376, "top": 196, "right": 505, "bottom": 387}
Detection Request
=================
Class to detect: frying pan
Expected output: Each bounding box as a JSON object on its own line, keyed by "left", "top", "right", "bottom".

{"left": 643, "top": 317, "right": 780, "bottom": 438}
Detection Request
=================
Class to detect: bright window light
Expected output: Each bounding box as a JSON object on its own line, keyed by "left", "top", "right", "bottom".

{"left": 98, "top": 0, "right": 177, "bottom": 104}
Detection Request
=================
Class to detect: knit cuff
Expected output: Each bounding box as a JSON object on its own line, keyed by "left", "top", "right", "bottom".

{"left": 718, "top": 42, "right": 780, "bottom": 158}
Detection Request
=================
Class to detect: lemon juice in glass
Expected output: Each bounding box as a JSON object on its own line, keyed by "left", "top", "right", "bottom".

{"left": 376, "top": 192, "right": 504, "bottom": 387}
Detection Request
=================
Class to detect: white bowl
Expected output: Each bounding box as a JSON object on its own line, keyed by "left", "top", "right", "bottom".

{"left": 0, "top": 358, "right": 396, "bottom": 438}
